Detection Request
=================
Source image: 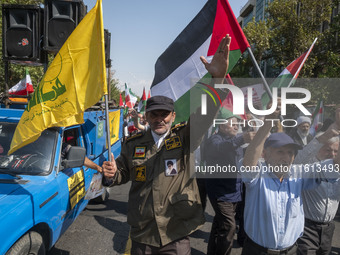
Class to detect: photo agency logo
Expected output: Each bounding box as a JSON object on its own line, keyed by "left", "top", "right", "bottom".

{"left": 201, "top": 83, "right": 312, "bottom": 128}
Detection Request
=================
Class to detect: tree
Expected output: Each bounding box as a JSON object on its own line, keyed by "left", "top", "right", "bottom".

{"left": 266, "top": 0, "right": 334, "bottom": 78}
{"left": 234, "top": 0, "right": 340, "bottom": 105}
{"left": 244, "top": 19, "right": 272, "bottom": 64}
{"left": 238, "top": 0, "right": 339, "bottom": 77}
{"left": 230, "top": 18, "right": 272, "bottom": 78}
{"left": 108, "top": 70, "right": 121, "bottom": 106}
{"left": 0, "top": 0, "right": 45, "bottom": 93}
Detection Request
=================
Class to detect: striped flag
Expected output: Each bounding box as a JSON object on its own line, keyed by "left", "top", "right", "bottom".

{"left": 262, "top": 39, "right": 317, "bottom": 108}
{"left": 125, "top": 83, "right": 137, "bottom": 109}
{"left": 119, "top": 93, "right": 124, "bottom": 107}
{"left": 310, "top": 100, "right": 323, "bottom": 136}
{"left": 9, "top": 69, "right": 34, "bottom": 96}
{"left": 150, "top": 0, "right": 249, "bottom": 123}
{"left": 138, "top": 87, "right": 147, "bottom": 113}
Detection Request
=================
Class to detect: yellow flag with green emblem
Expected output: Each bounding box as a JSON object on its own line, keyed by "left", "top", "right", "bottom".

{"left": 109, "top": 110, "right": 121, "bottom": 146}
{"left": 9, "top": 0, "right": 107, "bottom": 155}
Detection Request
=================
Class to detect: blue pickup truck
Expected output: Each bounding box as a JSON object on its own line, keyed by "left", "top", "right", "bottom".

{"left": 0, "top": 107, "right": 123, "bottom": 254}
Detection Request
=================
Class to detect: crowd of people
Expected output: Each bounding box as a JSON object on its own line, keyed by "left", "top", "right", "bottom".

{"left": 100, "top": 35, "right": 340, "bottom": 255}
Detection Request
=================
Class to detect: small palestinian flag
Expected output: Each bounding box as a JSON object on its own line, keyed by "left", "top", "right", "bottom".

{"left": 310, "top": 99, "right": 323, "bottom": 136}
{"left": 138, "top": 87, "right": 147, "bottom": 113}
{"left": 262, "top": 39, "right": 317, "bottom": 108}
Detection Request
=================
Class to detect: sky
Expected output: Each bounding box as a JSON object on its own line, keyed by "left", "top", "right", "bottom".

{"left": 83, "top": 0, "right": 248, "bottom": 96}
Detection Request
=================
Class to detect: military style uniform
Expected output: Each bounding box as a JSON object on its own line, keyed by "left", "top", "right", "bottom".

{"left": 106, "top": 121, "right": 205, "bottom": 247}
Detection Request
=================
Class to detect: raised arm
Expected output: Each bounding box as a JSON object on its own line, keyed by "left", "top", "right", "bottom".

{"left": 187, "top": 35, "right": 231, "bottom": 151}
{"left": 130, "top": 109, "right": 147, "bottom": 131}
{"left": 200, "top": 34, "right": 230, "bottom": 82}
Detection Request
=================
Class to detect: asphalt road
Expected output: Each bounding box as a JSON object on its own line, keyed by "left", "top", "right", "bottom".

{"left": 49, "top": 182, "right": 340, "bottom": 255}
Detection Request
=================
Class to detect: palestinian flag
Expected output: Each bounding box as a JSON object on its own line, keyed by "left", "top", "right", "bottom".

{"left": 262, "top": 39, "right": 317, "bottom": 108}
{"left": 310, "top": 99, "right": 323, "bottom": 136}
{"left": 9, "top": 69, "right": 34, "bottom": 96}
{"left": 148, "top": 90, "right": 151, "bottom": 99}
{"left": 150, "top": 0, "right": 249, "bottom": 123}
{"left": 138, "top": 87, "right": 147, "bottom": 113}
{"left": 125, "top": 83, "right": 137, "bottom": 109}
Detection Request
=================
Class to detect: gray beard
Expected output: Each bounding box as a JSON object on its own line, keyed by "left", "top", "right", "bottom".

{"left": 297, "top": 128, "right": 308, "bottom": 138}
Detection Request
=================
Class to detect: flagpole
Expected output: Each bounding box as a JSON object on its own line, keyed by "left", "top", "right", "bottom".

{"left": 287, "top": 37, "right": 318, "bottom": 88}
{"left": 247, "top": 47, "right": 273, "bottom": 99}
{"left": 26, "top": 68, "right": 29, "bottom": 97}
{"left": 247, "top": 47, "right": 284, "bottom": 121}
{"left": 4, "top": 61, "right": 10, "bottom": 108}
{"left": 104, "top": 94, "right": 112, "bottom": 162}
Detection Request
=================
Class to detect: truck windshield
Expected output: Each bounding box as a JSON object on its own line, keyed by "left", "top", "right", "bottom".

{"left": 0, "top": 122, "right": 57, "bottom": 175}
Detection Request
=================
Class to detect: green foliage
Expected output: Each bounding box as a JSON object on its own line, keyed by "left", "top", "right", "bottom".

{"left": 236, "top": 0, "right": 340, "bottom": 105}
{"left": 238, "top": 0, "right": 339, "bottom": 78}
{"left": 108, "top": 70, "right": 121, "bottom": 106}
{"left": 231, "top": 18, "right": 272, "bottom": 78}
{"left": 244, "top": 18, "right": 271, "bottom": 63}
{"left": 266, "top": 0, "right": 333, "bottom": 77}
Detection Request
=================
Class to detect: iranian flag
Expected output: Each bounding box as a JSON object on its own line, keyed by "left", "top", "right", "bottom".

{"left": 125, "top": 83, "right": 137, "bottom": 109}
{"left": 262, "top": 38, "right": 317, "bottom": 108}
{"left": 150, "top": 0, "right": 249, "bottom": 123}
{"left": 9, "top": 69, "right": 34, "bottom": 96}
{"left": 310, "top": 99, "right": 323, "bottom": 136}
{"left": 138, "top": 87, "right": 147, "bottom": 113}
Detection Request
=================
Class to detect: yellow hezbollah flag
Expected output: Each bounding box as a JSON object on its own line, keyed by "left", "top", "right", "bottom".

{"left": 9, "top": 0, "right": 107, "bottom": 155}
{"left": 109, "top": 110, "right": 121, "bottom": 146}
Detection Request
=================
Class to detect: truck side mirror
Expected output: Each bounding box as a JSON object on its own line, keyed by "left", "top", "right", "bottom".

{"left": 62, "top": 146, "right": 86, "bottom": 169}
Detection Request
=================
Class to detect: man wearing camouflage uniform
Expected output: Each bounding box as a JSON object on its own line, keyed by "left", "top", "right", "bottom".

{"left": 102, "top": 35, "right": 231, "bottom": 254}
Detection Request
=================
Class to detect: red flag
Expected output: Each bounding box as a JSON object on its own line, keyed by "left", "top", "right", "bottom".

{"left": 148, "top": 90, "right": 151, "bottom": 99}
{"left": 207, "top": 0, "right": 250, "bottom": 56}
{"left": 119, "top": 93, "right": 124, "bottom": 107}
{"left": 262, "top": 38, "right": 317, "bottom": 107}
{"left": 221, "top": 74, "right": 246, "bottom": 119}
{"left": 310, "top": 100, "right": 323, "bottom": 136}
{"left": 141, "top": 87, "right": 147, "bottom": 101}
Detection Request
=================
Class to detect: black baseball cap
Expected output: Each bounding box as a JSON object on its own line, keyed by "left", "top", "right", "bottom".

{"left": 264, "top": 132, "right": 302, "bottom": 150}
{"left": 146, "top": 96, "right": 174, "bottom": 113}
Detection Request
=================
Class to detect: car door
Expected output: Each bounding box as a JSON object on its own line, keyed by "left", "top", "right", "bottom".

{"left": 56, "top": 126, "right": 90, "bottom": 234}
